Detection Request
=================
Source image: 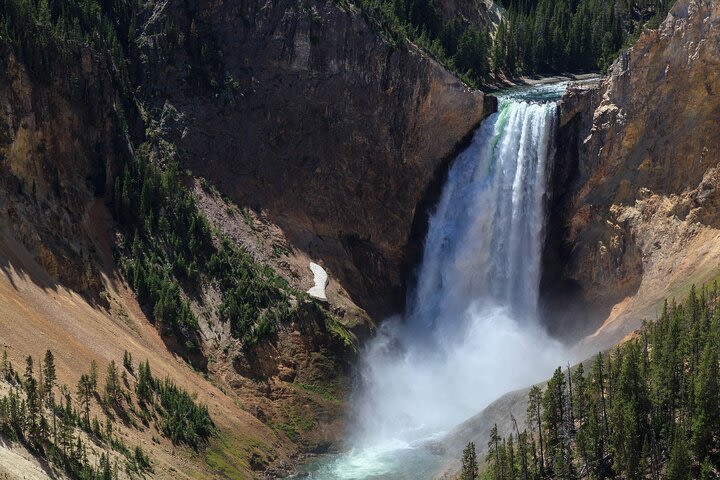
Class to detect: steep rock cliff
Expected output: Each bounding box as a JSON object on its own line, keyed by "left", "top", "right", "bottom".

{"left": 0, "top": 43, "right": 123, "bottom": 296}
{"left": 133, "top": 0, "right": 493, "bottom": 317}
{"left": 544, "top": 0, "right": 720, "bottom": 346}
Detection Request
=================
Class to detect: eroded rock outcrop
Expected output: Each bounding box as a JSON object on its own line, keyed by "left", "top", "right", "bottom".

{"left": 544, "top": 0, "right": 720, "bottom": 346}
{"left": 134, "top": 0, "right": 493, "bottom": 317}
{"left": 0, "top": 0, "right": 497, "bottom": 472}
{"left": 438, "top": 0, "right": 503, "bottom": 29}
{"left": 0, "top": 43, "right": 123, "bottom": 297}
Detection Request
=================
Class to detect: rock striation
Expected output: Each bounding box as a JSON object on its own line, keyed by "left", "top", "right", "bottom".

{"left": 544, "top": 0, "right": 720, "bottom": 345}
{"left": 438, "top": 0, "right": 503, "bottom": 29}
{"left": 0, "top": 43, "right": 123, "bottom": 296}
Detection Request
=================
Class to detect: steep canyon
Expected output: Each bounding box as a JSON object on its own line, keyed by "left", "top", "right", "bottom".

{"left": 0, "top": 0, "right": 719, "bottom": 477}
{"left": 133, "top": 0, "right": 494, "bottom": 318}
{"left": 0, "top": 0, "right": 495, "bottom": 477}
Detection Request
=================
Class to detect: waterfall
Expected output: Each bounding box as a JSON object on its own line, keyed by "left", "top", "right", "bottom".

{"left": 301, "top": 83, "right": 570, "bottom": 480}
{"left": 409, "top": 98, "right": 557, "bottom": 330}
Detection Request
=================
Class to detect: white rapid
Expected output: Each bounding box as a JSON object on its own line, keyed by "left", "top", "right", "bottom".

{"left": 299, "top": 83, "right": 570, "bottom": 479}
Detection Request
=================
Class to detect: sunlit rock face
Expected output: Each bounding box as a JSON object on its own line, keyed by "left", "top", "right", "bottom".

{"left": 543, "top": 0, "right": 720, "bottom": 345}
{"left": 437, "top": 0, "right": 504, "bottom": 29}
{"left": 133, "top": 0, "right": 494, "bottom": 318}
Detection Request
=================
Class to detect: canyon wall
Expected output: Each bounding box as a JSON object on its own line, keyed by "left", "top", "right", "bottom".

{"left": 0, "top": 43, "right": 124, "bottom": 297}
{"left": 133, "top": 0, "right": 494, "bottom": 317}
{"left": 544, "top": 0, "right": 720, "bottom": 346}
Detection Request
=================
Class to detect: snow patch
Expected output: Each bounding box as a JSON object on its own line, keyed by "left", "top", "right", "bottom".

{"left": 307, "top": 262, "right": 328, "bottom": 301}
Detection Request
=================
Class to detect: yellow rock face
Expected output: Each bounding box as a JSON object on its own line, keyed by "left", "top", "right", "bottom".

{"left": 546, "top": 0, "right": 720, "bottom": 346}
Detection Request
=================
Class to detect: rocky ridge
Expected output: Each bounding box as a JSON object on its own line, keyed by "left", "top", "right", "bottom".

{"left": 438, "top": 0, "right": 504, "bottom": 29}
{"left": 443, "top": 6, "right": 720, "bottom": 466}
{"left": 0, "top": 43, "right": 122, "bottom": 298}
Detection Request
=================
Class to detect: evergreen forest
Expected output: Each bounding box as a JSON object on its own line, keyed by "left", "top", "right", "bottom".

{"left": 351, "top": 0, "right": 674, "bottom": 85}
{"left": 462, "top": 283, "right": 720, "bottom": 479}
{"left": 0, "top": 349, "right": 211, "bottom": 478}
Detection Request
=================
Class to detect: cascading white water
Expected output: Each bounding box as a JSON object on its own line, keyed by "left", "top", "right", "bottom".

{"left": 300, "top": 83, "right": 570, "bottom": 480}
{"left": 410, "top": 97, "right": 555, "bottom": 328}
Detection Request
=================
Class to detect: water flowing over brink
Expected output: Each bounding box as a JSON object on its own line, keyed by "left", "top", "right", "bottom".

{"left": 302, "top": 83, "right": 570, "bottom": 479}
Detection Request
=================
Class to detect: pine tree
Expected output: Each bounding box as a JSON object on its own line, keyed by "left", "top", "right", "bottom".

{"left": 41, "top": 349, "right": 58, "bottom": 443}
{"left": 566, "top": 364, "right": 575, "bottom": 433}
{"left": 527, "top": 385, "right": 545, "bottom": 474}
{"left": 691, "top": 335, "right": 719, "bottom": 459}
{"left": 517, "top": 430, "right": 530, "bottom": 480}
{"left": 92, "top": 415, "right": 102, "bottom": 438}
{"left": 100, "top": 452, "right": 112, "bottom": 480}
{"left": 123, "top": 350, "right": 134, "bottom": 374}
{"left": 576, "top": 399, "right": 605, "bottom": 479}
{"left": 591, "top": 352, "right": 610, "bottom": 438}
{"left": 38, "top": 414, "right": 49, "bottom": 444}
{"left": 105, "top": 416, "right": 113, "bottom": 441}
{"left": 488, "top": 424, "right": 503, "bottom": 480}
{"left": 56, "top": 415, "right": 73, "bottom": 455}
{"left": 492, "top": 20, "right": 508, "bottom": 73}
{"left": 700, "top": 456, "right": 715, "bottom": 480}
{"left": 506, "top": 435, "right": 517, "bottom": 479}
{"left": 24, "top": 356, "right": 40, "bottom": 441}
{"left": 572, "top": 363, "right": 587, "bottom": 425}
{"left": 666, "top": 430, "right": 691, "bottom": 480}
{"left": 454, "top": 26, "right": 490, "bottom": 82}
{"left": 461, "top": 442, "right": 479, "bottom": 480}
{"left": 24, "top": 355, "right": 34, "bottom": 385}
{"left": 8, "top": 387, "right": 22, "bottom": 434}
{"left": 529, "top": 435, "right": 540, "bottom": 479}
{"left": 543, "top": 367, "right": 566, "bottom": 469}
{"left": 137, "top": 360, "right": 154, "bottom": 405}
{"left": 609, "top": 343, "right": 648, "bottom": 479}
{"left": 89, "top": 360, "right": 98, "bottom": 394}
{"left": 77, "top": 374, "right": 93, "bottom": 426}
{"left": 104, "top": 360, "right": 121, "bottom": 406}
{"left": 42, "top": 350, "right": 56, "bottom": 403}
